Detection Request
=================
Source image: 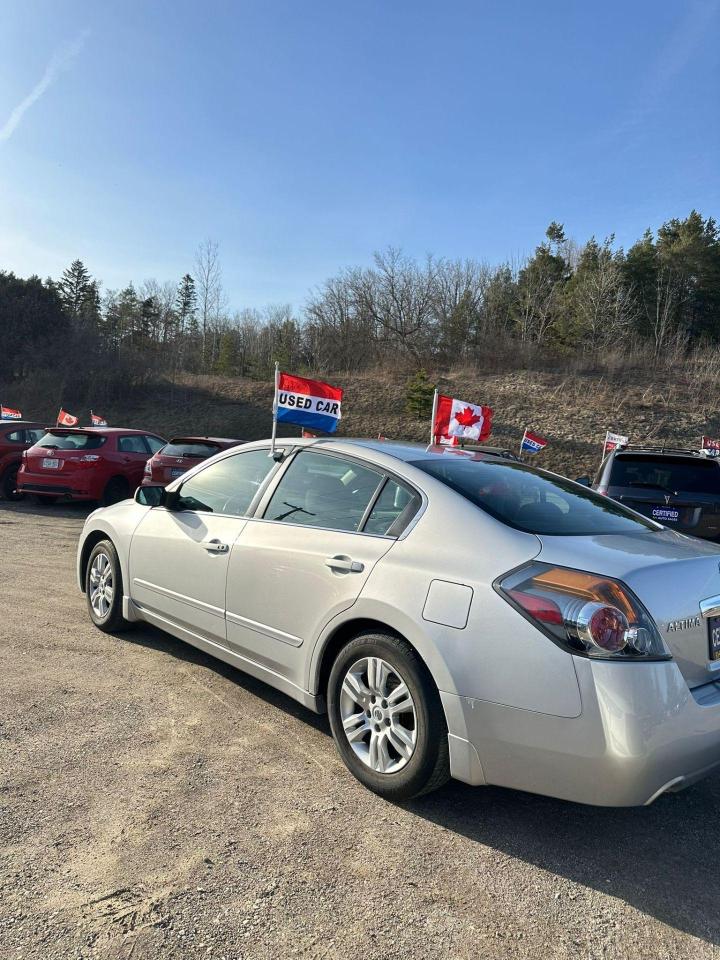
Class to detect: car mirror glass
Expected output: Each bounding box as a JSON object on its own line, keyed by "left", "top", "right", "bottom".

{"left": 135, "top": 484, "right": 166, "bottom": 507}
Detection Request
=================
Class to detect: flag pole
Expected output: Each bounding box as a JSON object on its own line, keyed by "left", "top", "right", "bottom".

{"left": 269, "top": 362, "right": 279, "bottom": 458}
{"left": 430, "top": 388, "right": 438, "bottom": 445}
{"left": 600, "top": 430, "right": 609, "bottom": 469}
{"left": 519, "top": 428, "right": 526, "bottom": 458}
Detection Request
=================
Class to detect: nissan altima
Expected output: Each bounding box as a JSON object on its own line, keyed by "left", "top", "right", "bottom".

{"left": 77, "top": 439, "right": 720, "bottom": 805}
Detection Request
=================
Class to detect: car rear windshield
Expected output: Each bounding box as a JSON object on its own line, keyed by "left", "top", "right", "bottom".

{"left": 609, "top": 454, "right": 720, "bottom": 495}
{"left": 410, "top": 458, "right": 657, "bottom": 535}
{"left": 161, "top": 441, "right": 222, "bottom": 458}
{"left": 36, "top": 431, "right": 106, "bottom": 450}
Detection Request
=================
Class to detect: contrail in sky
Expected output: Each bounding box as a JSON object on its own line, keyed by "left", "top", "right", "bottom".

{"left": 0, "top": 29, "right": 90, "bottom": 143}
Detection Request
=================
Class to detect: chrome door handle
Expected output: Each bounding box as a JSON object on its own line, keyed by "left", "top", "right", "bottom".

{"left": 324, "top": 555, "right": 364, "bottom": 573}
{"left": 203, "top": 539, "right": 229, "bottom": 554}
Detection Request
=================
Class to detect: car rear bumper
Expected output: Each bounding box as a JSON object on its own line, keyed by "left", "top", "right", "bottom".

{"left": 18, "top": 472, "right": 98, "bottom": 500}
{"left": 442, "top": 658, "right": 720, "bottom": 806}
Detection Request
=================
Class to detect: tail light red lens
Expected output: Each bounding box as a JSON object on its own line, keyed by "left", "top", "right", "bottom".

{"left": 497, "top": 562, "right": 669, "bottom": 660}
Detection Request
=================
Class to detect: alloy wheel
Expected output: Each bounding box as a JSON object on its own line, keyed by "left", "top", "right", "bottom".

{"left": 339, "top": 656, "right": 417, "bottom": 774}
{"left": 89, "top": 552, "right": 114, "bottom": 619}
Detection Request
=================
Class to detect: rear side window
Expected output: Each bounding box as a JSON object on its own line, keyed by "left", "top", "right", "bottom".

{"left": 411, "top": 458, "right": 657, "bottom": 536}
{"left": 176, "top": 449, "right": 277, "bottom": 516}
{"left": 145, "top": 436, "right": 165, "bottom": 454}
{"left": 3, "top": 430, "right": 24, "bottom": 442}
{"left": 610, "top": 455, "right": 720, "bottom": 495}
{"left": 118, "top": 435, "right": 149, "bottom": 454}
{"left": 364, "top": 479, "right": 421, "bottom": 537}
{"left": 162, "top": 441, "right": 222, "bottom": 458}
{"left": 37, "top": 431, "right": 106, "bottom": 451}
{"left": 264, "top": 451, "right": 383, "bottom": 532}
{"left": 26, "top": 429, "right": 45, "bottom": 444}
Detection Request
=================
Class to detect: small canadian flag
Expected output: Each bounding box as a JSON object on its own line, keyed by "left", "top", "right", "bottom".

{"left": 57, "top": 408, "right": 79, "bottom": 427}
{"left": 432, "top": 392, "right": 493, "bottom": 444}
{"left": 91, "top": 412, "right": 108, "bottom": 426}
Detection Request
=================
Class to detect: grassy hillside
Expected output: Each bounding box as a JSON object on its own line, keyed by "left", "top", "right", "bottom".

{"left": 11, "top": 364, "right": 720, "bottom": 479}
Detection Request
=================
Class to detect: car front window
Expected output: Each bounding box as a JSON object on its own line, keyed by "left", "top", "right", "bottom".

{"left": 411, "top": 458, "right": 658, "bottom": 536}
{"left": 175, "top": 449, "right": 278, "bottom": 516}
{"left": 264, "top": 451, "right": 383, "bottom": 533}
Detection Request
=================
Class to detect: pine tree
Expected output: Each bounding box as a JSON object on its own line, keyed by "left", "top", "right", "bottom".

{"left": 405, "top": 369, "right": 435, "bottom": 418}
{"left": 58, "top": 259, "right": 97, "bottom": 329}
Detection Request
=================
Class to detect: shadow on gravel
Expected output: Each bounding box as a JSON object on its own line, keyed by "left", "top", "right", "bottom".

{"left": 409, "top": 774, "right": 720, "bottom": 946}
{"left": 0, "top": 498, "right": 96, "bottom": 520}
{"left": 112, "top": 619, "right": 720, "bottom": 946}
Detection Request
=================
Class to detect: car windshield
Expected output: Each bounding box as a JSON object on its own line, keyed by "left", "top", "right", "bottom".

{"left": 36, "top": 431, "right": 106, "bottom": 450}
{"left": 162, "top": 441, "right": 222, "bottom": 458}
{"left": 610, "top": 454, "right": 720, "bottom": 495}
{"left": 411, "top": 458, "right": 657, "bottom": 535}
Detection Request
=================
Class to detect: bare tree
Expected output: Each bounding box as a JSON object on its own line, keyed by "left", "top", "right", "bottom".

{"left": 194, "top": 239, "right": 226, "bottom": 368}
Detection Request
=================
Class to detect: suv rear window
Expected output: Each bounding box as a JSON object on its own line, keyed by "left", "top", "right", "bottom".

{"left": 162, "top": 441, "right": 222, "bottom": 458}
{"left": 36, "top": 431, "right": 106, "bottom": 450}
{"left": 411, "top": 458, "right": 657, "bottom": 536}
{"left": 609, "top": 455, "right": 720, "bottom": 495}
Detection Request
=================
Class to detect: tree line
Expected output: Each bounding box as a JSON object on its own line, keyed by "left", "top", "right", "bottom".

{"left": 2, "top": 211, "right": 719, "bottom": 397}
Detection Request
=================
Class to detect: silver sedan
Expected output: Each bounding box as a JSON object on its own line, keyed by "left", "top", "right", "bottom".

{"left": 77, "top": 439, "right": 720, "bottom": 805}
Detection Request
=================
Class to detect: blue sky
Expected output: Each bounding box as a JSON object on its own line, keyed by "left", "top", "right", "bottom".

{"left": 1, "top": 0, "right": 718, "bottom": 310}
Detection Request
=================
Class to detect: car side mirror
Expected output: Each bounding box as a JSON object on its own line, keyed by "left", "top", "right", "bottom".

{"left": 575, "top": 475, "right": 591, "bottom": 487}
{"left": 135, "top": 484, "right": 167, "bottom": 507}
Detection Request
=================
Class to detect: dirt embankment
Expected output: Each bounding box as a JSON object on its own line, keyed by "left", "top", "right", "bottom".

{"left": 9, "top": 365, "right": 720, "bottom": 478}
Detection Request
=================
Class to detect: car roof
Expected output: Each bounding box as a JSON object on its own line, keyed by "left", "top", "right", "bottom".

{"left": 275, "top": 436, "right": 519, "bottom": 464}
{"left": 45, "top": 426, "right": 162, "bottom": 435}
{"left": 612, "top": 446, "right": 712, "bottom": 460}
{"left": 1, "top": 420, "right": 46, "bottom": 429}
{"left": 167, "top": 436, "right": 242, "bottom": 445}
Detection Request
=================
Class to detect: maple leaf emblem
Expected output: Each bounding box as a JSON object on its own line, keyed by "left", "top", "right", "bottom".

{"left": 454, "top": 405, "right": 482, "bottom": 428}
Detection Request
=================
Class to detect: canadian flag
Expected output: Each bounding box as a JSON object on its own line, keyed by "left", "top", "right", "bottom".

{"left": 57, "top": 408, "right": 79, "bottom": 427}
{"left": 433, "top": 393, "right": 493, "bottom": 443}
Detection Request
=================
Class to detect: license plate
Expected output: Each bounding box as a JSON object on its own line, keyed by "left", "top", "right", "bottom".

{"left": 651, "top": 506, "right": 679, "bottom": 523}
{"left": 170, "top": 468, "right": 185, "bottom": 478}
{"left": 709, "top": 616, "right": 720, "bottom": 661}
{"left": 42, "top": 458, "right": 59, "bottom": 469}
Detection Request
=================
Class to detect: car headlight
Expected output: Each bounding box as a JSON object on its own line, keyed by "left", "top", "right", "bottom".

{"left": 496, "top": 562, "right": 670, "bottom": 660}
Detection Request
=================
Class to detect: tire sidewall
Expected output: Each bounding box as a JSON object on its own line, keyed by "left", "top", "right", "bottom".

{"left": 2, "top": 465, "right": 20, "bottom": 500}
{"left": 327, "top": 632, "right": 445, "bottom": 800}
{"left": 86, "top": 539, "right": 123, "bottom": 630}
{"left": 102, "top": 477, "right": 129, "bottom": 507}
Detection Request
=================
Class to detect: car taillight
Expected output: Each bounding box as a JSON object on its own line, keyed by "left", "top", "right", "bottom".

{"left": 497, "top": 562, "right": 669, "bottom": 660}
{"left": 143, "top": 461, "right": 152, "bottom": 476}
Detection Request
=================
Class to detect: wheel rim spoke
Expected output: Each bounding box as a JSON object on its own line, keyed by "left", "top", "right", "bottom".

{"left": 89, "top": 553, "right": 112, "bottom": 618}
{"left": 339, "top": 655, "right": 417, "bottom": 775}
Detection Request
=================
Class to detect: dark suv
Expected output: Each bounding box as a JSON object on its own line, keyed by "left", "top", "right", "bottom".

{"left": 592, "top": 445, "right": 720, "bottom": 541}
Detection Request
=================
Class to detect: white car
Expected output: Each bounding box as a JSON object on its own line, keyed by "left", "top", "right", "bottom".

{"left": 77, "top": 438, "right": 720, "bottom": 804}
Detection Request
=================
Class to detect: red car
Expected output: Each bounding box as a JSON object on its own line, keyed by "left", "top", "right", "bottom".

{"left": 18, "top": 427, "right": 166, "bottom": 505}
{"left": 142, "top": 436, "right": 243, "bottom": 485}
{"left": 0, "top": 421, "right": 47, "bottom": 500}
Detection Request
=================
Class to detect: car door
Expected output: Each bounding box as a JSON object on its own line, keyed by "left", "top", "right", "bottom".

{"left": 224, "top": 449, "right": 421, "bottom": 683}
{"left": 129, "top": 448, "right": 281, "bottom": 644}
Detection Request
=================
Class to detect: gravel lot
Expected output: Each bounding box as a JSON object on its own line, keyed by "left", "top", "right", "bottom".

{"left": 1, "top": 499, "right": 719, "bottom": 959}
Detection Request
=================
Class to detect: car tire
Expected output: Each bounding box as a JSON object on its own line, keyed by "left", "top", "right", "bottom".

{"left": 327, "top": 631, "right": 450, "bottom": 801}
{"left": 2, "top": 465, "right": 21, "bottom": 500}
{"left": 85, "top": 539, "right": 132, "bottom": 633}
{"left": 34, "top": 495, "right": 58, "bottom": 505}
{"left": 101, "top": 477, "right": 129, "bottom": 507}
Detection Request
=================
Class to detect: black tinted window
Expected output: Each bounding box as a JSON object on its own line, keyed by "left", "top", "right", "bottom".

{"left": 3, "top": 430, "right": 24, "bottom": 442}
{"left": 163, "top": 441, "right": 222, "bottom": 458}
{"left": 37, "top": 431, "right": 106, "bottom": 450}
{"left": 411, "top": 458, "right": 657, "bottom": 535}
{"left": 118, "top": 435, "right": 149, "bottom": 453}
{"left": 264, "top": 451, "right": 383, "bottom": 532}
{"left": 610, "top": 455, "right": 720, "bottom": 495}
{"left": 363, "top": 479, "right": 420, "bottom": 537}
{"left": 145, "top": 435, "right": 165, "bottom": 454}
{"left": 176, "top": 449, "right": 276, "bottom": 515}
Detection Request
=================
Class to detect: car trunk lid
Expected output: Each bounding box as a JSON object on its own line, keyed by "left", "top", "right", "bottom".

{"left": 537, "top": 529, "right": 720, "bottom": 688}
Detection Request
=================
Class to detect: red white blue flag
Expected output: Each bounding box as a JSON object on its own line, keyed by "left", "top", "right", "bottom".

{"left": 0, "top": 405, "right": 22, "bottom": 420}
{"left": 433, "top": 393, "right": 493, "bottom": 444}
{"left": 275, "top": 372, "right": 343, "bottom": 434}
{"left": 91, "top": 412, "right": 108, "bottom": 426}
{"left": 520, "top": 429, "right": 548, "bottom": 455}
